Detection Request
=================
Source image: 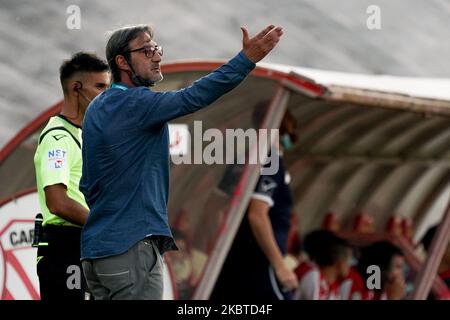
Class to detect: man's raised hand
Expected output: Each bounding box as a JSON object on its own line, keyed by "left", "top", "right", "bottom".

{"left": 241, "top": 25, "right": 284, "bottom": 63}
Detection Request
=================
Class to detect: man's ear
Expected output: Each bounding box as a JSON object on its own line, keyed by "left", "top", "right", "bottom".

{"left": 115, "top": 55, "right": 131, "bottom": 71}
{"left": 69, "top": 81, "right": 81, "bottom": 97}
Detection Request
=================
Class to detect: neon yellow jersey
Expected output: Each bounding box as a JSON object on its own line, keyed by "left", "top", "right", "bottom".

{"left": 33, "top": 115, "right": 87, "bottom": 228}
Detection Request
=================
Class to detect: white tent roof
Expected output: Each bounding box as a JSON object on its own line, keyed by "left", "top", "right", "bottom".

{"left": 260, "top": 62, "right": 450, "bottom": 102}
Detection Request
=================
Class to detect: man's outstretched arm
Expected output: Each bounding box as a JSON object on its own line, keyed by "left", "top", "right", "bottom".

{"left": 136, "top": 25, "right": 284, "bottom": 128}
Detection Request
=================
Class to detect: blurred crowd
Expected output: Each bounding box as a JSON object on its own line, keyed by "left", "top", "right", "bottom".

{"left": 168, "top": 108, "right": 450, "bottom": 300}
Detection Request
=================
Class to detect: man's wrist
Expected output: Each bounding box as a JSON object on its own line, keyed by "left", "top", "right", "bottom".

{"left": 238, "top": 50, "right": 256, "bottom": 68}
{"left": 273, "top": 259, "right": 286, "bottom": 271}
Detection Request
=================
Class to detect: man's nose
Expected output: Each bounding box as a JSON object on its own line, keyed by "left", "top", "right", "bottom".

{"left": 152, "top": 51, "right": 162, "bottom": 63}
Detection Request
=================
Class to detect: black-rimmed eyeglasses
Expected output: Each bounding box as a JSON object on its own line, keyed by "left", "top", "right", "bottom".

{"left": 124, "top": 45, "right": 163, "bottom": 58}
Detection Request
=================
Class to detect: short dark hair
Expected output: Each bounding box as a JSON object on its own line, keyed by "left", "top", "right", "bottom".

{"left": 357, "top": 241, "right": 403, "bottom": 287}
{"left": 303, "top": 230, "right": 351, "bottom": 267}
{"left": 105, "top": 24, "right": 154, "bottom": 83}
{"left": 59, "top": 52, "right": 109, "bottom": 93}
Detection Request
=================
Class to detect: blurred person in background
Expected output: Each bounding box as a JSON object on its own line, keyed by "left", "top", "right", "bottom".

{"left": 356, "top": 241, "right": 406, "bottom": 300}
{"left": 80, "top": 23, "right": 283, "bottom": 300}
{"left": 211, "top": 109, "right": 299, "bottom": 301}
{"left": 169, "top": 215, "right": 208, "bottom": 299}
{"left": 294, "top": 230, "right": 353, "bottom": 300}
{"left": 421, "top": 225, "right": 450, "bottom": 289}
{"left": 33, "top": 52, "right": 110, "bottom": 300}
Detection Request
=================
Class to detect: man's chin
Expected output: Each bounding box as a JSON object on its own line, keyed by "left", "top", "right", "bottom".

{"left": 153, "top": 73, "right": 163, "bottom": 83}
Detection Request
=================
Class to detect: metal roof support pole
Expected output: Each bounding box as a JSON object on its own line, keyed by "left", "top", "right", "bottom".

{"left": 411, "top": 195, "right": 450, "bottom": 299}
{"left": 192, "top": 85, "right": 291, "bottom": 299}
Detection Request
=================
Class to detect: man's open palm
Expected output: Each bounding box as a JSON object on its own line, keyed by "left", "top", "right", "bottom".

{"left": 241, "top": 25, "right": 284, "bottom": 63}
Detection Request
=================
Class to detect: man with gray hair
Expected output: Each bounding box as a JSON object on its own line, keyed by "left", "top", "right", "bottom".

{"left": 80, "top": 23, "right": 283, "bottom": 300}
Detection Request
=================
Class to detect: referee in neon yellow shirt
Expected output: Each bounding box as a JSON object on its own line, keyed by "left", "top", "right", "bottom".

{"left": 33, "top": 52, "right": 110, "bottom": 300}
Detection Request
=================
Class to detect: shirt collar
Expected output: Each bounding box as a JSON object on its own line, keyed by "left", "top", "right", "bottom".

{"left": 111, "top": 82, "right": 131, "bottom": 91}
{"left": 57, "top": 114, "right": 82, "bottom": 129}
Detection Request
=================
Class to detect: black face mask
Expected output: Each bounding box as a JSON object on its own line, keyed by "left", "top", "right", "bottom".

{"left": 125, "top": 57, "right": 155, "bottom": 87}
{"left": 130, "top": 72, "right": 155, "bottom": 87}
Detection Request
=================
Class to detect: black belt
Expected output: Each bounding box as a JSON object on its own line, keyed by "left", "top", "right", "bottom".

{"left": 40, "top": 225, "right": 82, "bottom": 246}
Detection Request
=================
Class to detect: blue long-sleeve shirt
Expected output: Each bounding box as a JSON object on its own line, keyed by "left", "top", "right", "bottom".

{"left": 80, "top": 51, "right": 255, "bottom": 259}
